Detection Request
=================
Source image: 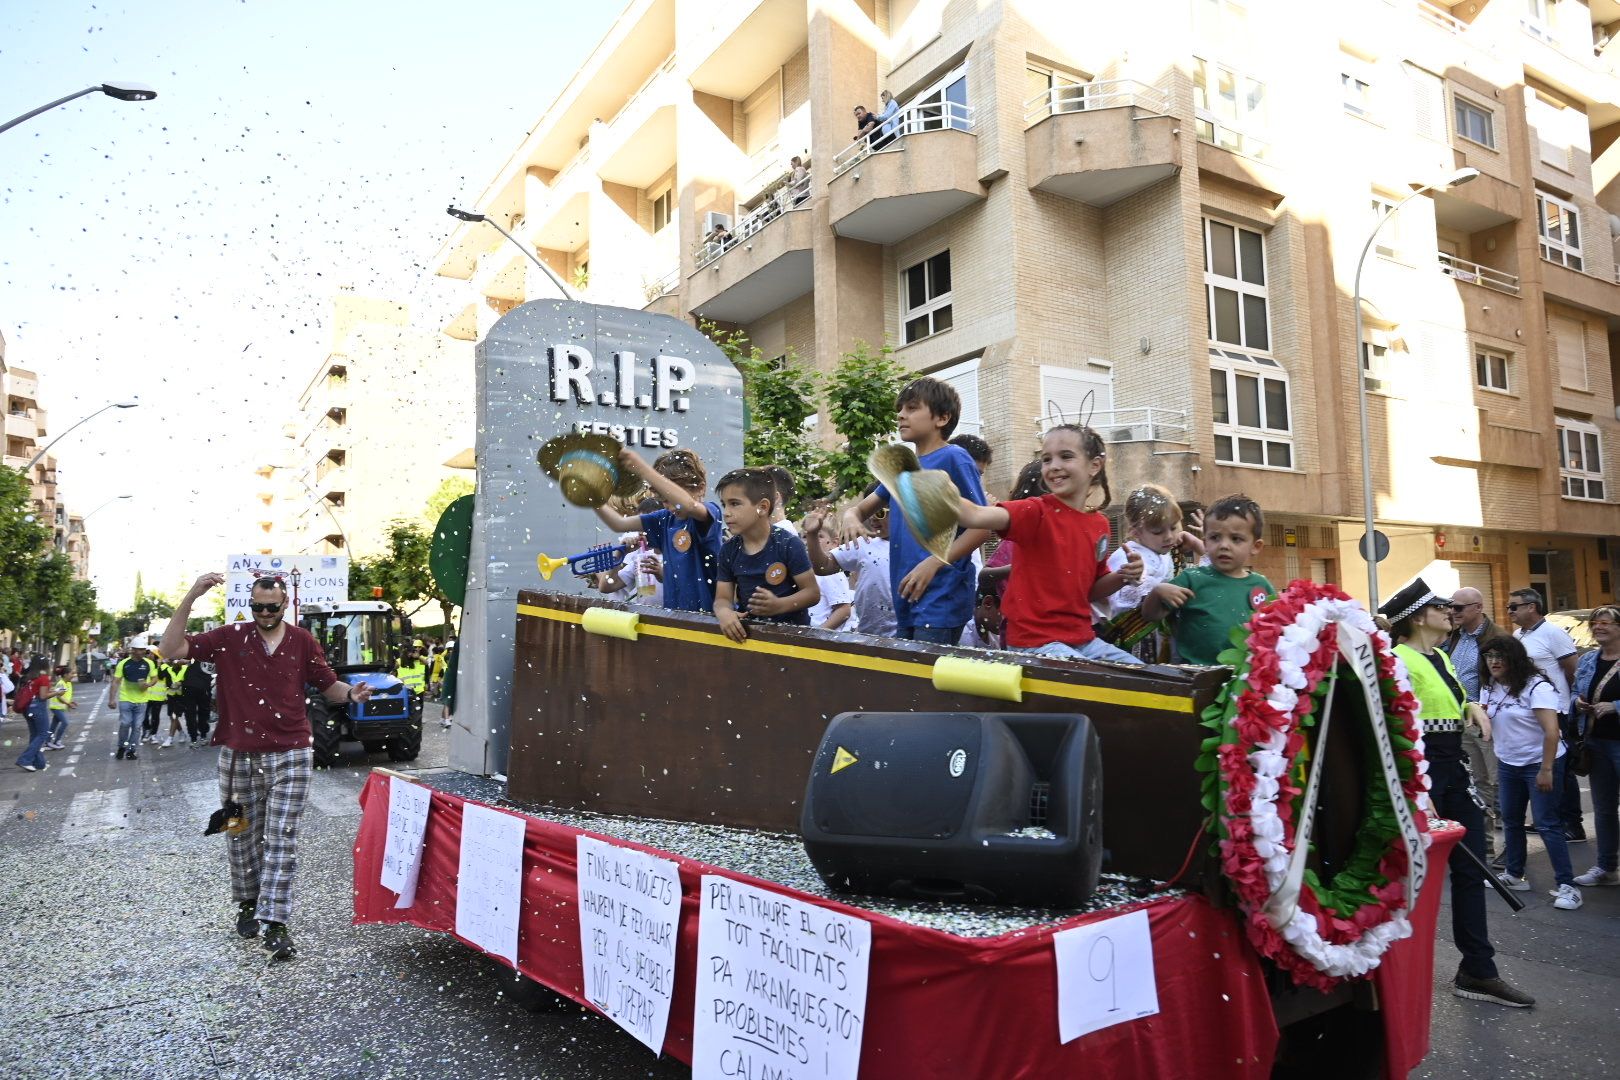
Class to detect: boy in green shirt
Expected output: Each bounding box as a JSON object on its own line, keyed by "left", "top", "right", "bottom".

{"left": 1141, "top": 494, "right": 1275, "bottom": 665}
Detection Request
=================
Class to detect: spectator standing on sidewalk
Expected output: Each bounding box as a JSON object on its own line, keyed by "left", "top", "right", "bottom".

{"left": 1508, "top": 588, "right": 1585, "bottom": 842}
{"left": 110, "top": 638, "right": 159, "bottom": 761}
{"left": 1573, "top": 605, "right": 1620, "bottom": 888}
{"left": 1447, "top": 587, "right": 1514, "bottom": 859}
{"left": 161, "top": 573, "right": 372, "bottom": 961}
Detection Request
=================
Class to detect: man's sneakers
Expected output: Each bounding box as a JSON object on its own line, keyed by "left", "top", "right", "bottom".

{"left": 1552, "top": 883, "right": 1584, "bottom": 910}
{"left": 1565, "top": 826, "right": 1589, "bottom": 843}
{"left": 1574, "top": 866, "right": 1618, "bottom": 886}
{"left": 261, "top": 921, "right": 296, "bottom": 961}
{"left": 1499, "top": 873, "right": 1532, "bottom": 892}
{"left": 235, "top": 901, "right": 260, "bottom": 939}
{"left": 1453, "top": 969, "right": 1536, "bottom": 1008}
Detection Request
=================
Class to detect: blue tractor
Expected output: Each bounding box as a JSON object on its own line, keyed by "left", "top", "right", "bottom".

{"left": 300, "top": 600, "right": 423, "bottom": 767}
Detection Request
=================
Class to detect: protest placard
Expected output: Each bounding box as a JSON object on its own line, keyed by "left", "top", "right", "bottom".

{"left": 380, "top": 776, "right": 432, "bottom": 908}
{"left": 692, "top": 876, "right": 870, "bottom": 1080}
{"left": 455, "top": 803, "right": 526, "bottom": 963}
{"left": 576, "top": 836, "right": 682, "bottom": 1054}
{"left": 1053, "top": 908, "right": 1161, "bottom": 1043}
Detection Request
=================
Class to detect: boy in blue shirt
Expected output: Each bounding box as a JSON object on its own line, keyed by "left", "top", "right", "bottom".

{"left": 590, "top": 448, "right": 723, "bottom": 613}
{"left": 839, "top": 377, "right": 989, "bottom": 644}
{"left": 713, "top": 468, "right": 820, "bottom": 642}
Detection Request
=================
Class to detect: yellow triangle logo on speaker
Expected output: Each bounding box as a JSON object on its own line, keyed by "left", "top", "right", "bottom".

{"left": 830, "top": 746, "right": 858, "bottom": 774}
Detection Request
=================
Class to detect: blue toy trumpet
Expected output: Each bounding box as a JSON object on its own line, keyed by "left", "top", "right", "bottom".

{"left": 537, "top": 543, "right": 632, "bottom": 581}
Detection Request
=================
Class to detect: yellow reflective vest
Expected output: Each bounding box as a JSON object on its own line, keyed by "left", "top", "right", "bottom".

{"left": 398, "top": 662, "right": 427, "bottom": 694}
{"left": 50, "top": 677, "right": 73, "bottom": 711}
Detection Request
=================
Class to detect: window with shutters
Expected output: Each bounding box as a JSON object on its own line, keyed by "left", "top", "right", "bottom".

{"left": 1404, "top": 63, "right": 1445, "bottom": 141}
{"left": 901, "top": 250, "right": 952, "bottom": 344}
{"left": 1551, "top": 314, "right": 1588, "bottom": 390}
{"left": 1203, "top": 217, "right": 1270, "bottom": 351}
{"left": 1537, "top": 190, "right": 1583, "bottom": 270}
{"left": 1557, "top": 418, "right": 1605, "bottom": 501}
{"left": 1474, "top": 347, "right": 1511, "bottom": 393}
{"left": 1193, "top": 57, "right": 1269, "bottom": 159}
{"left": 1039, "top": 365, "right": 1114, "bottom": 432}
{"left": 1209, "top": 348, "right": 1293, "bottom": 469}
{"left": 1453, "top": 95, "right": 1495, "bottom": 148}
{"left": 1025, "top": 63, "right": 1087, "bottom": 120}
{"left": 930, "top": 357, "right": 982, "bottom": 437}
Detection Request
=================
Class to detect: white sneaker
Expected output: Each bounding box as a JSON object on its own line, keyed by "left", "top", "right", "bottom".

{"left": 1552, "top": 883, "right": 1583, "bottom": 910}
{"left": 1574, "top": 866, "right": 1618, "bottom": 886}
{"left": 160, "top": 737, "right": 172, "bottom": 748}
{"left": 1499, "top": 873, "right": 1532, "bottom": 892}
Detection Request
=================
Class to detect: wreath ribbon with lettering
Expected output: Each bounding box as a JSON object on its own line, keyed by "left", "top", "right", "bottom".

{"left": 1195, "top": 580, "right": 1433, "bottom": 991}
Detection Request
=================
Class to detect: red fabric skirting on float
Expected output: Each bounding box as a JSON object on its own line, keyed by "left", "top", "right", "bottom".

{"left": 351, "top": 774, "right": 1457, "bottom": 1078}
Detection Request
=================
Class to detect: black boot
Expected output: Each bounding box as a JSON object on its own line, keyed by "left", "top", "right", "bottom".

{"left": 261, "top": 921, "right": 296, "bottom": 960}
{"left": 235, "top": 901, "right": 260, "bottom": 939}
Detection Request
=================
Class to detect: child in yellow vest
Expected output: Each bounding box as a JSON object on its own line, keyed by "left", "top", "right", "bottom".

{"left": 45, "top": 665, "right": 75, "bottom": 750}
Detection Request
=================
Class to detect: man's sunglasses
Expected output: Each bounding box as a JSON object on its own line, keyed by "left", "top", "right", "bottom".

{"left": 1505, "top": 602, "right": 1535, "bottom": 611}
{"left": 250, "top": 602, "right": 283, "bottom": 614}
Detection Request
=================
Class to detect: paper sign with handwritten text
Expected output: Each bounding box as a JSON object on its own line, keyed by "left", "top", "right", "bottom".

{"left": 692, "top": 876, "right": 870, "bottom": 1080}
{"left": 379, "top": 775, "right": 432, "bottom": 908}
{"left": 455, "top": 803, "right": 526, "bottom": 963}
{"left": 576, "top": 836, "right": 682, "bottom": 1055}
{"left": 1054, "top": 908, "right": 1160, "bottom": 1043}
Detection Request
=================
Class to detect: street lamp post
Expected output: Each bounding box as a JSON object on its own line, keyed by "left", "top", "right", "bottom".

{"left": 23, "top": 399, "right": 139, "bottom": 473}
{"left": 80, "top": 494, "right": 133, "bottom": 521}
{"left": 1352, "top": 167, "right": 1479, "bottom": 609}
{"left": 0, "top": 82, "right": 157, "bottom": 136}
{"left": 445, "top": 205, "right": 577, "bottom": 301}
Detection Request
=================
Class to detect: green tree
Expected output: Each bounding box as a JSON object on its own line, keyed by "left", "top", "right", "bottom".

{"left": 823, "top": 340, "right": 909, "bottom": 498}
{"left": 706, "top": 322, "right": 829, "bottom": 510}
{"left": 424, "top": 476, "right": 475, "bottom": 527}
{"left": 349, "top": 522, "right": 441, "bottom": 621}
{"left": 0, "top": 469, "right": 52, "bottom": 633}
{"left": 116, "top": 591, "right": 174, "bottom": 639}
{"left": 34, "top": 566, "right": 97, "bottom": 646}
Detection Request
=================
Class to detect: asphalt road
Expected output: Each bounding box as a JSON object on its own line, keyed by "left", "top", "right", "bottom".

{"left": 1, "top": 687, "right": 1616, "bottom": 1079}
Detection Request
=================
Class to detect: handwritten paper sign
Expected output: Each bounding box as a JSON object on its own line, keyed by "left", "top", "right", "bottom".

{"left": 1054, "top": 908, "right": 1161, "bottom": 1043}
{"left": 455, "top": 803, "right": 527, "bottom": 964}
{"left": 379, "top": 775, "right": 432, "bottom": 908}
{"left": 576, "top": 836, "right": 682, "bottom": 1054}
{"left": 692, "top": 876, "right": 870, "bottom": 1080}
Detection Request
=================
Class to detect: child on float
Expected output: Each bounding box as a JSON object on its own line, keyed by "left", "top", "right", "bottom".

{"left": 806, "top": 487, "right": 894, "bottom": 638}
{"left": 798, "top": 510, "right": 854, "bottom": 631}
{"left": 594, "top": 498, "right": 665, "bottom": 606}
{"left": 952, "top": 424, "right": 1144, "bottom": 665}
{"left": 838, "top": 377, "right": 989, "bottom": 645}
{"left": 1141, "top": 493, "right": 1275, "bottom": 666}
{"left": 959, "top": 581, "right": 1004, "bottom": 650}
{"left": 712, "top": 468, "right": 820, "bottom": 642}
{"left": 589, "top": 449, "right": 722, "bottom": 614}
{"left": 1097, "top": 484, "right": 1206, "bottom": 660}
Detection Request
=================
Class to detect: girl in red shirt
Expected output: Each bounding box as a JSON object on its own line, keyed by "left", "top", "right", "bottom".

{"left": 956, "top": 425, "right": 1144, "bottom": 665}
{"left": 14, "top": 658, "right": 60, "bottom": 772}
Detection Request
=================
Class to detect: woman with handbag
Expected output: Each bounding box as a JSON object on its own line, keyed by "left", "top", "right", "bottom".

{"left": 1573, "top": 605, "right": 1620, "bottom": 888}
{"left": 1479, "top": 636, "right": 1582, "bottom": 909}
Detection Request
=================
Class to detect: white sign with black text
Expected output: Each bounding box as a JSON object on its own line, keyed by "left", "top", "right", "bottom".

{"left": 379, "top": 775, "right": 432, "bottom": 909}
{"left": 691, "top": 875, "right": 870, "bottom": 1080}
{"left": 575, "top": 836, "right": 682, "bottom": 1055}
{"left": 455, "top": 803, "right": 526, "bottom": 964}
{"left": 1053, "top": 908, "right": 1161, "bottom": 1043}
{"left": 225, "top": 553, "right": 348, "bottom": 623}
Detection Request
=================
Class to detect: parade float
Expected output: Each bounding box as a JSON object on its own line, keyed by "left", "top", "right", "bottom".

{"left": 351, "top": 299, "right": 1455, "bottom": 1079}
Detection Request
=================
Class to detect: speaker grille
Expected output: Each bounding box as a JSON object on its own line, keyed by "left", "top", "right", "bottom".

{"left": 1028, "top": 781, "right": 1051, "bottom": 829}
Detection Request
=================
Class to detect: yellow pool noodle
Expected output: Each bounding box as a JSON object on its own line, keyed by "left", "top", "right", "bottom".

{"left": 932, "top": 654, "right": 1024, "bottom": 703}
{"left": 581, "top": 606, "right": 640, "bottom": 641}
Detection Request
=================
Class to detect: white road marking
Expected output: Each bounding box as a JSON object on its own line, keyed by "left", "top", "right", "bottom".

{"left": 58, "top": 767, "right": 75, "bottom": 777}
{"left": 66, "top": 755, "right": 80, "bottom": 764}
{"left": 59, "top": 787, "right": 132, "bottom": 844}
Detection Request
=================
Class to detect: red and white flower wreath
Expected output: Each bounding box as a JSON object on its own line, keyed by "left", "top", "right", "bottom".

{"left": 1197, "top": 580, "right": 1434, "bottom": 991}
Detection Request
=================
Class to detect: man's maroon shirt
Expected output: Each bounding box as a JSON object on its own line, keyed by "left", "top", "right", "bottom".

{"left": 186, "top": 623, "right": 340, "bottom": 752}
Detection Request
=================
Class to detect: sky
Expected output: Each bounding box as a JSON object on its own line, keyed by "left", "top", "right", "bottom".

{"left": 0, "top": 0, "right": 621, "bottom": 611}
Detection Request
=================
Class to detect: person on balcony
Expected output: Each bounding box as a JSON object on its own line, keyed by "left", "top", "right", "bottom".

{"left": 789, "top": 156, "right": 810, "bottom": 205}
{"left": 853, "top": 104, "right": 880, "bottom": 147}
{"left": 874, "top": 89, "right": 901, "bottom": 149}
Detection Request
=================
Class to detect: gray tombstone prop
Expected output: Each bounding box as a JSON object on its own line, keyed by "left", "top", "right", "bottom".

{"left": 450, "top": 299, "right": 744, "bottom": 776}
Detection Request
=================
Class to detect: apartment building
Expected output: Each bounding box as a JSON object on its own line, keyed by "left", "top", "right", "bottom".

{"left": 435, "top": 0, "right": 1620, "bottom": 612}
{"left": 256, "top": 294, "right": 474, "bottom": 558}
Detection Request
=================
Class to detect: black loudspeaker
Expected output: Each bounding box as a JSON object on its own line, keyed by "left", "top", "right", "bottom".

{"left": 801, "top": 712, "right": 1103, "bottom": 907}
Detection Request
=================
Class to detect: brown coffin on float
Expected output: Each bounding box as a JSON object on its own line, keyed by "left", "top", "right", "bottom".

{"left": 506, "top": 591, "right": 1231, "bottom": 881}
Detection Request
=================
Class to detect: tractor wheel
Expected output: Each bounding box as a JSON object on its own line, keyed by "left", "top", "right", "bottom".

{"left": 387, "top": 721, "right": 422, "bottom": 762}
{"left": 310, "top": 698, "right": 344, "bottom": 768}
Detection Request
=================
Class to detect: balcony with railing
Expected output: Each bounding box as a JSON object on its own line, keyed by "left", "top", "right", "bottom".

{"left": 1024, "top": 80, "right": 1179, "bottom": 207}
{"left": 1437, "top": 251, "right": 1521, "bottom": 294}
{"left": 688, "top": 171, "right": 815, "bottom": 324}
{"left": 1038, "top": 407, "right": 1192, "bottom": 445}
{"left": 827, "top": 99, "right": 986, "bottom": 245}
{"left": 1416, "top": 0, "right": 1467, "bottom": 35}
{"left": 520, "top": 147, "right": 594, "bottom": 258}
{"left": 595, "top": 55, "right": 679, "bottom": 191}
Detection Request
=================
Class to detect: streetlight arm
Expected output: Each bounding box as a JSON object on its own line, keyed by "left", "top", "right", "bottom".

{"left": 23, "top": 400, "right": 125, "bottom": 473}
{"left": 446, "top": 205, "right": 577, "bottom": 301}
{"left": 0, "top": 86, "right": 100, "bottom": 136}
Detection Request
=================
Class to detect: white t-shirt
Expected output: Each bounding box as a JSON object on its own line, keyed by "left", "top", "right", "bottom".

{"left": 1104, "top": 541, "right": 1176, "bottom": 618}
{"left": 1478, "top": 676, "right": 1563, "bottom": 767}
{"left": 832, "top": 538, "right": 895, "bottom": 638}
{"left": 1513, "top": 620, "right": 1577, "bottom": 711}
{"left": 807, "top": 571, "right": 854, "bottom": 628}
